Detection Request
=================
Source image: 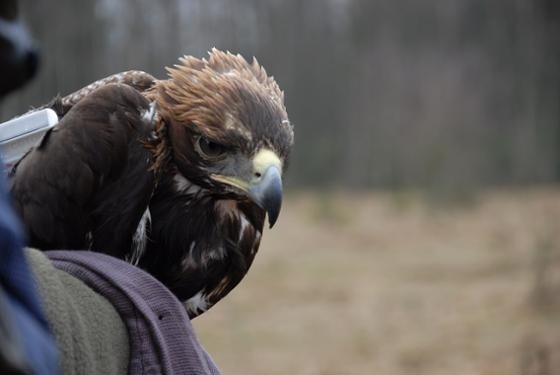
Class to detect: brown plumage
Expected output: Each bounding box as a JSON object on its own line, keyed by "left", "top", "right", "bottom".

{"left": 10, "top": 49, "right": 294, "bottom": 317}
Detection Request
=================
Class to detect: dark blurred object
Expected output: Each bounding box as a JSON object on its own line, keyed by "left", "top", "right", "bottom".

{"left": 0, "top": 2, "right": 35, "bottom": 371}
{"left": 0, "top": 1, "right": 57, "bottom": 374}
{"left": 0, "top": 0, "right": 38, "bottom": 97}
{"left": 0, "top": 291, "right": 28, "bottom": 374}
{"left": 0, "top": 170, "right": 59, "bottom": 375}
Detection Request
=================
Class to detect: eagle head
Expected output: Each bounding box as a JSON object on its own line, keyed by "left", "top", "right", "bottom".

{"left": 149, "top": 48, "right": 294, "bottom": 227}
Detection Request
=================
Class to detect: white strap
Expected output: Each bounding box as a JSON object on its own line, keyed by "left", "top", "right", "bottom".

{"left": 0, "top": 109, "right": 58, "bottom": 166}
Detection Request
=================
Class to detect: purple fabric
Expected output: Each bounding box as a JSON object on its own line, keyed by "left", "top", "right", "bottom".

{"left": 46, "top": 251, "right": 220, "bottom": 375}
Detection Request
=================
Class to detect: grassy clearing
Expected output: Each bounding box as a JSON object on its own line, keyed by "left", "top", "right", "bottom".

{"left": 194, "top": 188, "right": 560, "bottom": 374}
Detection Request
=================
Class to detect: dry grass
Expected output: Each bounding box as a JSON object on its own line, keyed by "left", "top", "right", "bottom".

{"left": 193, "top": 188, "right": 560, "bottom": 374}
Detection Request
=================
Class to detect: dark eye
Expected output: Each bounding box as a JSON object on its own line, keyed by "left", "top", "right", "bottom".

{"left": 197, "top": 136, "right": 226, "bottom": 158}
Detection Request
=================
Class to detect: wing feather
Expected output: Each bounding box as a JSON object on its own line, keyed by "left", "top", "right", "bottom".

{"left": 10, "top": 83, "right": 156, "bottom": 256}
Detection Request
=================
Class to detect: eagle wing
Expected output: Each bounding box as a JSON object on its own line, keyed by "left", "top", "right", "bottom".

{"left": 10, "top": 83, "right": 157, "bottom": 257}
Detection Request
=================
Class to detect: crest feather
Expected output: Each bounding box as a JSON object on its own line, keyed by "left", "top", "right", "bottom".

{"left": 168, "top": 48, "right": 285, "bottom": 105}
{"left": 146, "top": 48, "right": 293, "bottom": 154}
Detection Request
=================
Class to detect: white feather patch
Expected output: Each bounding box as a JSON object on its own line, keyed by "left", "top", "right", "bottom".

{"left": 86, "top": 231, "right": 93, "bottom": 250}
{"left": 185, "top": 291, "right": 209, "bottom": 315}
{"left": 239, "top": 214, "right": 250, "bottom": 241}
{"left": 141, "top": 102, "right": 157, "bottom": 124}
{"left": 200, "top": 246, "right": 225, "bottom": 265}
{"left": 128, "top": 208, "right": 151, "bottom": 266}
{"left": 173, "top": 173, "right": 202, "bottom": 195}
{"left": 181, "top": 241, "right": 225, "bottom": 269}
{"left": 251, "top": 231, "right": 262, "bottom": 256}
{"left": 180, "top": 241, "right": 197, "bottom": 269}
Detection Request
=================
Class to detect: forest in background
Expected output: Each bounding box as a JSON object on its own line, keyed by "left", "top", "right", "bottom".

{"left": 3, "top": 0, "right": 560, "bottom": 192}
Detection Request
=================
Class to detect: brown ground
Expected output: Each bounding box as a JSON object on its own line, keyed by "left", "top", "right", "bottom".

{"left": 194, "top": 188, "right": 560, "bottom": 374}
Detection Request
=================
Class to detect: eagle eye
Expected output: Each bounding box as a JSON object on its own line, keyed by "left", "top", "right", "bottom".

{"left": 197, "top": 136, "right": 227, "bottom": 159}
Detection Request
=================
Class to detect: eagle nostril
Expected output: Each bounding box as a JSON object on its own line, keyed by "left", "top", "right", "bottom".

{"left": 254, "top": 172, "right": 262, "bottom": 178}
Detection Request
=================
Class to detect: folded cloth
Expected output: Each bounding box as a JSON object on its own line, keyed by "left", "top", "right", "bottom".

{"left": 27, "top": 249, "right": 220, "bottom": 375}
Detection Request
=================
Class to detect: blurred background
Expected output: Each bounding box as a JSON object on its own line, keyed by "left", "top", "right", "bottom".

{"left": 5, "top": 0, "right": 560, "bottom": 373}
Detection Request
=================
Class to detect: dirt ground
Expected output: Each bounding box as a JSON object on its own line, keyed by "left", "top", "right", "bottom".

{"left": 193, "top": 188, "right": 560, "bottom": 374}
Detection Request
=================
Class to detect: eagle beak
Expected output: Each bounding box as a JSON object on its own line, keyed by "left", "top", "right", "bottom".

{"left": 210, "top": 149, "right": 284, "bottom": 228}
{"left": 248, "top": 165, "right": 283, "bottom": 228}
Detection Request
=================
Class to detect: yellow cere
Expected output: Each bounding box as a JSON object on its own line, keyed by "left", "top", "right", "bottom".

{"left": 252, "top": 149, "right": 282, "bottom": 175}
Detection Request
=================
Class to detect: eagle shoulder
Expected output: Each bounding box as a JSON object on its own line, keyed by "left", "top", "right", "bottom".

{"left": 10, "top": 83, "right": 157, "bottom": 255}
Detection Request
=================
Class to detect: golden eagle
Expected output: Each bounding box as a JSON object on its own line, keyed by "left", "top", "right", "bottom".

{"left": 9, "top": 49, "right": 294, "bottom": 317}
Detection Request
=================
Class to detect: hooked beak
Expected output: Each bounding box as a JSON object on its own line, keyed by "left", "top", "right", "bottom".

{"left": 248, "top": 165, "right": 282, "bottom": 228}
{"left": 210, "top": 149, "right": 283, "bottom": 228}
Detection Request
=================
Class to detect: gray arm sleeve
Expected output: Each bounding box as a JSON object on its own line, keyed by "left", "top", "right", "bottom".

{"left": 25, "top": 248, "right": 129, "bottom": 375}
